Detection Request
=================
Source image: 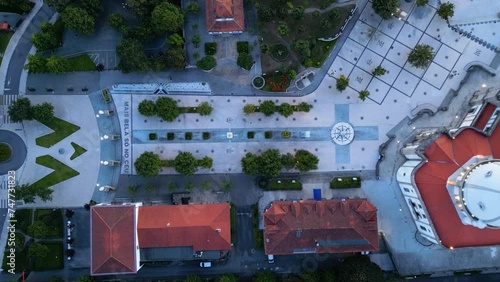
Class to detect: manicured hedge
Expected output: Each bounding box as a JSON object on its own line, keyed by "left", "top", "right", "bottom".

{"left": 330, "top": 176, "right": 361, "bottom": 189}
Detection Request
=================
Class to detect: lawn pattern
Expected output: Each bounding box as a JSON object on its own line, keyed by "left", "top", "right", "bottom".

{"left": 32, "top": 242, "right": 64, "bottom": 271}
{"left": 35, "top": 116, "right": 80, "bottom": 148}
{"left": 70, "top": 142, "right": 87, "bottom": 160}
{"left": 31, "top": 155, "right": 80, "bottom": 189}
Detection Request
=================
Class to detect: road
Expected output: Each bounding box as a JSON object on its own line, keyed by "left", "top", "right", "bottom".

{"left": 3, "top": 4, "right": 54, "bottom": 95}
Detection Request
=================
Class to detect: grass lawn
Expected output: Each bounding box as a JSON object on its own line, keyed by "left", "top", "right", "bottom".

{"left": 2, "top": 247, "right": 29, "bottom": 273}
{"left": 267, "top": 178, "right": 302, "bottom": 190}
{"left": 66, "top": 54, "right": 95, "bottom": 72}
{"left": 230, "top": 203, "right": 236, "bottom": 244}
{"left": 330, "top": 176, "right": 361, "bottom": 189}
{"left": 32, "top": 242, "right": 64, "bottom": 271}
{"left": 70, "top": 142, "right": 87, "bottom": 160}
{"left": 34, "top": 209, "right": 63, "bottom": 239}
{"left": 35, "top": 116, "right": 80, "bottom": 148}
{"left": 0, "top": 31, "right": 13, "bottom": 64}
{"left": 252, "top": 204, "right": 264, "bottom": 249}
{"left": 14, "top": 209, "right": 33, "bottom": 234}
{"left": 31, "top": 155, "right": 80, "bottom": 189}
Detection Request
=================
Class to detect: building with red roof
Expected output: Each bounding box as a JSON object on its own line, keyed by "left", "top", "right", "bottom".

{"left": 205, "top": 0, "right": 245, "bottom": 34}
{"left": 91, "top": 203, "right": 231, "bottom": 275}
{"left": 397, "top": 87, "right": 500, "bottom": 248}
{"left": 263, "top": 199, "right": 379, "bottom": 255}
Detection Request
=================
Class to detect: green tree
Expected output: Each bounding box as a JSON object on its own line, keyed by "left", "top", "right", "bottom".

{"left": 156, "top": 97, "right": 180, "bottom": 122}
{"left": 372, "top": 65, "right": 386, "bottom": 76}
{"left": 151, "top": 2, "right": 184, "bottom": 34}
{"left": 359, "top": 90, "right": 370, "bottom": 101}
{"left": 297, "top": 101, "right": 313, "bottom": 112}
{"left": 196, "top": 56, "right": 216, "bottom": 70}
{"left": 32, "top": 27, "right": 58, "bottom": 51}
{"left": 62, "top": 6, "right": 95, "bottom": 35}
{"left": 257, "top": 4, "right": 273, "bottom": 22}
{"left": 201, "top": 180, "right": 212, "bottom": 191}
{"left": 408, "top": 44, "right": 434, "bottom": 69}
{"left": 336, "top": 75, "right": 349, "bottom": 92}
{"left": 278, "top": 103, "right": 294, "bottom": 118}
{"left": 108, "top": 13, "right": 127, "bottom": 33}
{"left": 45, "top": 0, "right": 72, "bottom": 12}
{"left": 329, "top": 8, "right": 340, "bottom": 20}
{"left": 259, "top": 149, "right": 282, "bottom": 177}
{"left": 124, "top": 21, "right": 154, "bottom": 42}
{"left": 338, "top": 256, "right": 384, "bottom": 282}
{"left": 116, "top": 38, "right": 149, "bottom": 73}
{"left": 24, "top": 54, "right": 48, "bottom": 73}
{"left": 138, "top": 100, "right": 156, "bottom": 116}
{"left": 277, "top": 22, "right": 289, "bottom": 36}
{"left": 184, "top": 274, "right": 202, "bottom": 282}
{"left": 32, "top": 102, "right": 55, "bottom": 123}
{"left": 416, "top": 0, "right": 429, "bottom": 7}
{"left": 291, "top": 5, "right": 305, "bottom": 20}
{"left": 320, "top": 18, "right": 332, "bottom": 29}
{"left": 260, "top": 43, "right": 271, "bottom": 54}
{"left": 192, "top": 34, "right": 201, "bottom": 47}
{"left": 281, "top": 153, "right": 296, "bottom": 170}
{"left": 260, "top": 101, "right": 277, "bottom": 116}
{"left": 166, "top": 47, "right": 186, "bottom": 69}
{"left": 75, "top": 275, "right": 96, "bottom": 282}
{"left": 126, "top": 0, "right": 162, "bottom": 18}
{"left": 184, "top": 181, "right": 194, "bottom": 191}
{"left": 167, "top": 34, "right": 185, "bottom": 47}
{"left": 292, "top": 40, "right": 311, "bottom": 57}
{"left": 46, "top": 55, "right": 69, "bottom": 73}
{"left": 197, "top": 156, "right": 213, "bottom": 169}
{"left": 28, "top": 243, "right": 49, "bottom": 259}
{"left": 145, "top": 184, "right": 155, "bottom": 193}
{"left": 237, "top": 53, "right": 253, "bottom": 70}
{"left": 174, "top": 151, "right": 198, "bottom": 175}
{"left": 13, "top": 183, "right": 53, "bottom": 203}
{"left": 8, "top": 97, "right": 33, "bottom": 122}
{"left": 216, "top": 273, "right": 239, "bottom": 282}
{"left": 127, "top": 185, "right": 138, "bottom": 195}
{"left": 294, "top": 149, "right": 319, "bottom": 172}
{"left": 221, "top": 179, "right": 232, "bottom": 193}
{"left": 186, "top": 1, "right": 199, "bottom": 14}
{"left": 372, "top": 0, "right": 398, "bottom": 20}
{"left": 167, "top": 182, "right": 177, "bottom": 192}
{"left": 197, "top": 102, "right": 213, "bottom": 116}
{"left": 254, "top": 271, "right": 277, "bottom": 282}
{"left": 437, "top": 2, "right": 454, "bottom": 20}
{"left": 82, "top": 0, "right": 103, "bottom": 17}
{"left": 28, "top": 221, "right": 49, "bottom": 238}
{"left": 241, "top": 153, "right": 261, "bottom": 175}
{"left": 243, "top": 103, "right": 257, "bottom": 115}
{"left": 134, "top": 151, "right": 161, "bottom": 177}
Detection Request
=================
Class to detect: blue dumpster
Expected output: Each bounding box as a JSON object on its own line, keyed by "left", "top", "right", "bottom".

{"left": 313, "top": 189, "right": 322, "bottom": 200}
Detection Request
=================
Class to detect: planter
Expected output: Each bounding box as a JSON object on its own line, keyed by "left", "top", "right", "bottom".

{"left": 102, "top": 89, "right": 112, "bottom": 103}
{"left": 149, "top": 133, "right": 157, "bottom": 140}
{"left": 330, "top": 176, "right": 361, "bottom": 189}
{"left": 252, "top": 76, "right": 265, "bottom": 90}
{"left": 185, "top": 132, "right": 193, "bottom": 140}
{"left": 265, "top": 131, "right": 273, "bottom": 139}
{"left": 167, "top": 132, "right": 175, "bottom": 140}
{"left": 247, "top": 131, "right": 255, "bottom": 139}
{"left": 202, "top": 132, "right": 210, "bottom": 140}
{"left": 271, "top": 44, "right": 289, "bottom": 62}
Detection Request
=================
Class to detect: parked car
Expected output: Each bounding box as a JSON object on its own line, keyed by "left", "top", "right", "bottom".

{"left": 268, "top": 254, "right": 275, "bottom": 264}
{"left": 199, "top": 262, "right": 211, "bottom": 268}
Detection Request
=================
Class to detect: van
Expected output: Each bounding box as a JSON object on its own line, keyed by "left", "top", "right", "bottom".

{"left": 199, "top": 262, "right": 211, "bottom": 268}
{"left": 268, "top": 254, "right": 275, "bottom": 264}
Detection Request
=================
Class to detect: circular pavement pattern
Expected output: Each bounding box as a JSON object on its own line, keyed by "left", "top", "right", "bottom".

{"left": 0, "top": 130, "right": 27, "bottom": 175}
{"left": 331, "top": 122, "right": 355, "bottom": 145}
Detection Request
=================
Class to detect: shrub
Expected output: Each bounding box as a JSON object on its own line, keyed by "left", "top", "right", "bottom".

{"left": 336, "top": 75, "right": 349, "bottom": 92}
{"left": 282, "top": 131, "right": 291, "bottom": 138}
{"left": 192, "top": 34, "right": 201, "bottom": 47}
{"left": 138, "top": 100, "right": 156, "bottom": 116}
{"left": 196, "top": 56, "right": 216, "bottom": 70}
{"left": 202, "top": 132, "right": 210, "bottom": 140}
{"left": 0, "top": 143, "right": 12, "bottom": 162}
{"left": 247, "top": 131, "right": 255, "bottom": 139}
{"left": 264, "top": 72, "right": 289, "bottom": 92}
{"left": 330, "top": 176, "right": 361, "bottom": 189}
{"left": 237, "top": 41, "right": 249, "bottom": 53}
{"left": 260, "top": 100, "right": 277, "bottom": 116}
{"left": 197, "top": 101, "right": 213, "bottom": 116}
{"left": 148, "top": 133, "right": 157, "bottom": 140}
{"left": 185, "top": 132, "right": 193, "bottom": 140}
{"left": 205, "top": 42, "right": 217, "bottom": 55}
{"left": 243, "top": 103, "right": 257, "bottom": 115}
{"left": 237, "top": 53, "right": 253, "bottom": 70}
{"left": 265, "top": 131, "right": 273, "bottom": 139}
{"left": 408, "top": 44, "right": 434, "bottom": 69}
{"left": 167, "top": 132, "right": 175, "bottom": 140}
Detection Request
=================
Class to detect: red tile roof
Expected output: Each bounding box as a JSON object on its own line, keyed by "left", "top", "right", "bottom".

{"left": 263, "top": 199, "right": 378, "bottom": 255}
{"left": 91, "top": 205, "right": 137, "bottom": 275}
{"left": 137, "top": 204, "right": 231, "bottom": 251}
{"left": 205, "top": 0, "right": 244, "bottom": 33}
{"left": 415, "top": 126, "right": 500, "bottom": 248}
{"left": 473, "top": 103, "right": 496, "bottom": 130}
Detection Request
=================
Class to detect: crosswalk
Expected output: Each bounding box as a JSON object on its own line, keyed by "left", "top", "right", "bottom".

{"left": 2, "top": 94, "right": 18, "bottom": 124}
{"left": 0, "top": 178, "right": 7, "bottom": 209}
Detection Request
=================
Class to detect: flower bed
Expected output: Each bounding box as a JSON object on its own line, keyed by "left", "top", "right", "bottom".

{"left": 263, "top": 72, "right": 290, "bottom": 92}
{"left": 330, "top": 176, "right": 361, "bottom": 189}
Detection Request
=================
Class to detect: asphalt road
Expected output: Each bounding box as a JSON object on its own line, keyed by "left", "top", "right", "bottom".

{"left": 3, "top": 4, "right": 54, "bottom": 95}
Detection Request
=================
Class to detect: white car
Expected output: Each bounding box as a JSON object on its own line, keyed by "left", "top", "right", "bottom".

{"left": 199, "top": 262, "right": 211, "bottom": 268}
{"left": 268, "top": 254, "right": 275, "bottom": 264}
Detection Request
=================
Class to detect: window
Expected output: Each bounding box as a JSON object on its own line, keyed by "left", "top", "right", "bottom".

{"left": 403, "top": 188, "right": 410, "bottom": 193}
{"left": 419, "top": 225, "right": 427, "bottom": 231}
{"left": 422, "top": 214, "right": 427, "bottom": 219}
{"left": 418, "top": 204, "right": 422, "bottom": 208}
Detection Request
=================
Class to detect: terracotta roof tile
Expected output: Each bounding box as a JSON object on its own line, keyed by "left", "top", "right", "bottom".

{"left": 264, "top": 199, "right": 378, "bottom": 255}
{"left": 137, "top": 204, "right": 231, "bottom": 251}
{"left": 205, "top": 0, "right": 244, "bottom": 33}
{"left": 91, "top": 205, "right": 137, "bottom": 275}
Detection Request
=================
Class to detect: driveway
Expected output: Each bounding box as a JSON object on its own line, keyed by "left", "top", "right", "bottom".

{"left": 235, "top": 205, "right": 254, "bottom": 255}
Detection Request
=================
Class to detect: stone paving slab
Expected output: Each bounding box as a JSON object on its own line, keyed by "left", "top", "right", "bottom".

{"left": 433, "top": 44, "right": 461, "bottom": 71}
{"left": 397, "top": 24, "right": 424, "bottom": 49}
{"left": 425, "top": 14, "right": 448, "bottom": 41}
{"left": 386, "top": 41, "right": 411, "bottom": 67}
{"left": 338, "top": 37, "right": 365, "bottom": 64}
{"left": 407, "top": 5, "right": 436, "bottom": 32}
{"left": 357, "top": 48, "right": 383, "bottom": 74}
{"left": 379, "top": 59, "right": 401, "bottom": 85}
{"left": 329, "top": 56, "right": 355, "bottom": 79}
{"left": 366, "top": 31, "right": 394, "bottom": 57}
{"left": 403, "top": 61, "right": 426, "bottom": 78}
{"left": 349, "top": 21, "right": 374, "bottom": 47}
{"left": 348, "top": 66, "right": 372, "bottom": 92}
{"left": 423, "top": 62, "right": 449, "bottom": 88}
{"left": 418, "top": 33, "right": 442, "bottom": 56}
{"left": 366, "top": 77, "right": 391, "bottom": 104}
{"left": 378, "top": 18, "right": 404, "bottom": 39}
{"left": 413, "top": 80, "right": 438, "bottom": 98}
{"left": 393, "top": 69, "right": 420, "bottom": 96}
{"left": 359, "top": 2, "right": 382, "bottom": 29}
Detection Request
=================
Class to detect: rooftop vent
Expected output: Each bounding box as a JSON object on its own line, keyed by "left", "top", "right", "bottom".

{"left": 216, "top": 228, "right": 221, "bottom": 233}
{"left": 166, "top": 223, "right": 170, "bottom": 227}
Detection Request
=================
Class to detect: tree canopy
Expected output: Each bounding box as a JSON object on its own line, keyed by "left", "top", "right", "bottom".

{"left": 243, "top": 103, "right": 257, "bottom": 115}
{"left": 372, "top": 0, "right": 398, "bottom": 20}
{"left": 61, "top": 6, "right": 95, "bottom": 35}
{"left": 24, "top": 54, "right": 48, "bottom": 73}
{"left": 116, "top": 38, "right": 149, "bottom": 73}
{"left": 254, "top": 271, "right": 277, "bottom": 282}
{"left": 108, "top": 13, "right": 127, "bottom": 33}
{"left": 437, "top": 2, "right": 454, "bottom": 20}
{"left": 338, "top": 256, "right": 384, "bottom": 282}
{"left": 174, "top": 151, "right": 198, "bottom": 175}
{"left": 14, "top": 183, "right": 53, "bottom": 203}
{"left": 138, "top": 100, "right": 156, "bottom": 116}
{"left": 126, "top": 0, "right": 162, "bottom": 18}
{"left": 259, "top": 149, "right": 282, "bottom": 177}
{"left": 278, "top": 103, "right": 294, "bottom": 118}
{"left": 241, "top": 153, "right": 261, "bottom": 175}
{"left": 408, "top": 44, "right": 434, "bottom": 69}
{"left": 28, "top": 243, "right": 49, "bottom": 259}
{"left": 151, "top": 2, "right": 184, "bottom": 34}
{"left": 28, "top": 221, "right": 49, "bottom": 238}
{"left": 134, "top": 151, "right": 161, "bottom": 177}
{"left": 260, "top": 100, "right": 277, "bottom": 116}
{"left": 197, "top": 102, "right": 213, "bottom": 116}
{"left": 155, "top": 97, "right": 180, "bottom": 122}
{"left": 336, "top": 75, "right": 349, "bottom": 92}
{"left": 8, "top": 97, "right": 33, "bottom": 122}
{"left": 166, "top": 47, "right": 186, "bottom": 69}
{"left": 46, "top": 55, "right": 69, "bottom": 73}
{"left": 32, "top": 102, "right": 55, "bottom": 123}
{"left": 294, "top": 149, "right": 319, "bottom": 172}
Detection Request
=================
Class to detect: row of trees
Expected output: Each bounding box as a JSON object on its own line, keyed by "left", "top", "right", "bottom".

{"left": 373, "top": 0, "right": 454, "bottom": 21}
{"left": 243, "top": 101, "right": 313, "bottom": 117}
{"left": 8, "top": 97, "right": 55, "bottom": 123}
{"left": 24, "top": 54, "right": 73, "bottom": 74}
{"left": 138, "top": 97, "right": 213, "bottom": 121}
{"left": 32, "top": 22, "right": 62, "bottom": 51}
{"left": 45, "top": 0, "right": 103, "bottom": 35}
{"left": 134, "top": 151, "right": 213, "bottom": 177}
{"left": 241, "top": 149, "right": 319, "bottom": 177}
